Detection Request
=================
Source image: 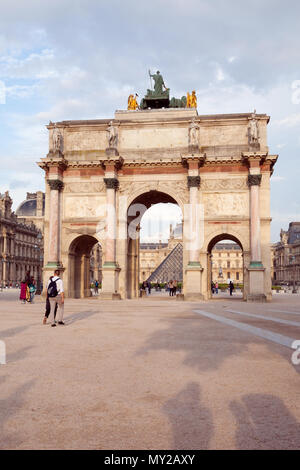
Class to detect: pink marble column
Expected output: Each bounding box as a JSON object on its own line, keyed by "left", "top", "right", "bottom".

{"left": 187, "top": 175, "right": 201, "bottom": 264}
{"left": 248, "top": 174, "right": 262, "bottom": 264}
{"left": 103, "top": 177, "right": 118, "bottom": 265}
{"left": 47, "top": 179, "right": 63, "bottom": 267}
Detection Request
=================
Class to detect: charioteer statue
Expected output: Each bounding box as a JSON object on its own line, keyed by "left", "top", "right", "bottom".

{"left": 137, "top": 70, "right": 197, "bottom": 110}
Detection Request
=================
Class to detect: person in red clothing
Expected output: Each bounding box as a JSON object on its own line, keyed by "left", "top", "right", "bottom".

{"left": 20, "top": 280, "right": 27, "bottom": 304}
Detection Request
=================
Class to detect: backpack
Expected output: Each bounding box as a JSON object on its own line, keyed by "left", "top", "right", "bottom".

{"left": 47, "top": 277, "right": 59, "bottom": 298}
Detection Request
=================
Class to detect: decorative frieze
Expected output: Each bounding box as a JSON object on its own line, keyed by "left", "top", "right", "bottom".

{"left": 247, "top": 174, "right": 262, "bottom": 186}
{"left": 64, "top": 182, "right": 106, "bottom": 193}
{"left": 201, "top": 178, "right": 247, "bottom": 191}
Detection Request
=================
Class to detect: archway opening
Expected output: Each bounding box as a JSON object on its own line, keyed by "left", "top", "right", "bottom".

{"left": 127, "top": 191, "right": 183, "bottom": 299}
{"left": 207, "top": 234, "right": 244, "bottom": 300}
{"left": 68, "top": 235, "right": 102, "bottom": 298}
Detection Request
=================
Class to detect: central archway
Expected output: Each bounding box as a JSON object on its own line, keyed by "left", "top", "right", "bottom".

{"left": 68, "top": 235, "right": 102, "bottom": 298}
{"left": 126, "top": 190, "right": 183, "bottom": 299}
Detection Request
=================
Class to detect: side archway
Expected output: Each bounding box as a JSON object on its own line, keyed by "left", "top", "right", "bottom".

{"left": 68, "top": 235, "right": 101, "bottom": 298}
{"left": 206, "top": 232, "right": 246, "bottom": 300}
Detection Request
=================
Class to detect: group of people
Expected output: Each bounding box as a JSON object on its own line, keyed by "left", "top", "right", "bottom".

{"left": 211, "top": 280, "right": 235, "bottom": 296}
{"left": 168, "top": 280, "right": 178, "bottom": 296}
{"left": 91, "top": 280, "right": 100, "bottom": 295}
{"left": 19, "top": 272, "right": 37, "bottom": 303}
{"left": 141, "top": 280, "right": 152, "bottom": 295}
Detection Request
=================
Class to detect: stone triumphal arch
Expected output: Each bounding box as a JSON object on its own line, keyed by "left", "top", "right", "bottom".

{"left": 39, "top": 105, "right": 277, "bottom": 301}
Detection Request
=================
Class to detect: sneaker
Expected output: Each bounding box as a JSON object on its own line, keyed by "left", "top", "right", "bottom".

{"left": 51, "top": 323, "right": 56, "bottom": 327}
{"left": 58, "top": 321, "right": 65, "bottom": 325}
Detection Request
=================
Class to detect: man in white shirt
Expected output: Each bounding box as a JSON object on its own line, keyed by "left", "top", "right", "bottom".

{"left": 47, "top": 269, "right": 65, "bottom": 327}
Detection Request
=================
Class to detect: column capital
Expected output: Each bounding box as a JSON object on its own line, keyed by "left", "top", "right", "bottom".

{"left": 47, "top": 179, "right": 64, "bottom": 191}
{"left": 247, "top": 174, "right": 262, "bottom": 186}
{"left": 104, "top": 177, "right": 119, "bottom": 190}
{"left": 101, "top": 156, "right": 124, "bottom": 171}
{"left": 242, "top": 152, "right": 268, "bottom": 167}
{"left": 187, "top": 175, "right": 201, "bottom": 188}
{"left": 182, "top": 154, "right": 206, "bottom": 168}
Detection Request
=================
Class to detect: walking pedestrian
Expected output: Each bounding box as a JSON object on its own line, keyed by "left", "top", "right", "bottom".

{"left": 20, "top": 280, "right": 27, "bottom": 304}
{"left": 47, "top": 269, "right": 65, "bottom": 327}
{"left": 28, "top": 278, "right": 36, "bottom": 303}
{"left": 173, "top": 280, "right": 177, "bottom": 296}
{"left": 43, "top": 295, "right": 58, "bottom": 324}
{"left": 215, "top": 281, "right": 218, "bottom": 294}
{"left": 229, "top": 280, "right": 234, "bottom": 296}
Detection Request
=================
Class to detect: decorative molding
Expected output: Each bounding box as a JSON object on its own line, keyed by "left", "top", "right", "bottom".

{"left": 64, "top": 182, "right": 106, "bottom": 193}
{"left": 201, "top": 178, "right": 247, "bottom": 191}
{"left": 247, "top": 174, "right": 262, "bottom": 186}
{"left": 187, "top": 175, "right": 201, "bottom": 188}
{"left": 104, "top": 178, "right": 119, "bottom": 190}
{"left": 47, "top": 179, "right": 64, "bottom": 191}
{"left": 118, "top": 180, "right": 189, "bottom": 205}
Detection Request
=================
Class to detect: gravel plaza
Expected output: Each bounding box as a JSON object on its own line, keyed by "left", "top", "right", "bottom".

{"left": 0, "top": 289, "right": 300, "bottom": 450}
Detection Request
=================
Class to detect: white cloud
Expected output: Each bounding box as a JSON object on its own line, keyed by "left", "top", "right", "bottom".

{"left": 271, "top": 176, "right": 286, "bottom": 182}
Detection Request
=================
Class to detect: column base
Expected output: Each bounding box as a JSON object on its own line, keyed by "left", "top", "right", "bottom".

{"left": 184, "top": 293, "right": 204, "bottom": 301}
{"left": 176, "top": 293, "right": 184, "bottom": 301}
{"left": 99, "top": 263, "right": 121, "bottom": 300}
{"left": 184, "top": 263, "right": 203, "bottom": 301}
{"left": 98, "top": 292, "right": 121, "bottom": 300}
{"left": 247, "top": 263, "right": 266, "bottom": 302}
{"left": 246, "top": 294, "right": 267, "bottom": 302}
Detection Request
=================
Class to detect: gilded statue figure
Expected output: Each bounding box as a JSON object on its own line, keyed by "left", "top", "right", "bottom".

{"left": 190, "top": 90, "right": 197, "bottom": 108}
{"left": 187, "top": 92, "right": 191, "bottom": 108}
{"left": 128, "top": 94, "right": 139, "bottom": 110}
{"left": 187, "top": 90, "right": 197, "bottom": 108}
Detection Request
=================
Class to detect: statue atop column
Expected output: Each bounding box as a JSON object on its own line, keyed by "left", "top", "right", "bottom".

{"left": 105, "top": 121, "right": 119, "bottom": 156}
{"left": 52, "top": 125, "right": 63, "bottom": 154}
{"left": 107, "top": 121, "right": 118, "bottom": 148}
{"left": 188, "top": 118, "right": 200, "bottom": 150}
{"left": 248, "top": 110, "right": 259, "bottom": 147}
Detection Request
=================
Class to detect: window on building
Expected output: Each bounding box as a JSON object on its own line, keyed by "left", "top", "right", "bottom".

{"left": 236, "top": 272, "right": 239, "bottom": 280}
{"left": 227, "top": 272, "right": 230, "bottom": 279}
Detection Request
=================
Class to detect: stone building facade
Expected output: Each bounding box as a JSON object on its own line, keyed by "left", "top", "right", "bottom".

{"left": 272, "top": 222, "right": 300, "bottom": 288}
{"left": 211, "top": 242, "right": 243, "bottom": 283}
{"left": 38, "top": 106, "right": 277, "bottom": 301}
{"left": 0, "top": 191, "right": 43, "bottom": 286}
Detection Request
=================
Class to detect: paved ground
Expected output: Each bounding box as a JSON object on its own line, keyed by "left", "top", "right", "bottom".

{"left": 0, "top": 289, "right": 300, "bottom": 450}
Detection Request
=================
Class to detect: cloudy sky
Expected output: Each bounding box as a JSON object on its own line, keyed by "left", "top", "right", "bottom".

{"left": 0, "top": 0, "right": 299, "bottom": 242}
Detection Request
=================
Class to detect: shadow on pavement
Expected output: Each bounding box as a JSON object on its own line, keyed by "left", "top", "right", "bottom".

{"left": 230, "top": 394, "right": 300, "bottom": 449}
{"left": 162, "top": 382, "right": 213, "bottom": 450}
{"left": 65, "top": 310, "right": 100, "bottom": 325}
{"left": 0, "top": 378, "right": 36, "bottom": 450}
